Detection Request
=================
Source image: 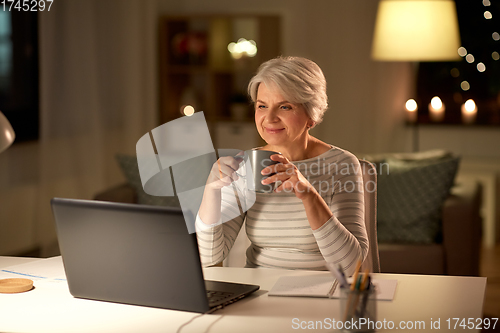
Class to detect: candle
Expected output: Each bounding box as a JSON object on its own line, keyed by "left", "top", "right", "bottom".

{"left": 428, "top": 96, "right": 445, "bottom": 122}
{"left": 405, "top": 99, "right": 418, "bottom": 123}
{"left": 461, "top": 99, "right": 477, "bottom": 124}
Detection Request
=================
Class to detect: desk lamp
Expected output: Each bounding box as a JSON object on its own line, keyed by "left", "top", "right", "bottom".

{"left": 0, "top": 111, "right": 15, "bottom": 153}
{"left": 371, "top": 0, "right": 461, "bottom": 151}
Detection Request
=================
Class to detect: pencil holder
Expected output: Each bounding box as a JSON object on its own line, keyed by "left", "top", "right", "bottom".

{"left": 339, "top": 286, "right": 377, "bottom": 332}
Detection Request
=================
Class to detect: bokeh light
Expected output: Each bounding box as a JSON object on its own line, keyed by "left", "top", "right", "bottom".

{"left": 228, "top": 38, "right": 258, "bottom": 59}
{"left": 461, "top": 81, "right": 471, "bottom": 91}
{"left": 405, "top": 99, "right": 418, "bottom": 112}
{"left": 430, "top": 96, "right": 443, "bottom": 110}
{"left": 183, "top": 105, "right": 195, "bottom": 116}
{"left": 464, "top": 99, "right": 476, "bottom": 113}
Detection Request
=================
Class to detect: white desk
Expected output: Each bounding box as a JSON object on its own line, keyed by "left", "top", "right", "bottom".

{"left": 0, "top": 256, "right": 487, "bottom": 333}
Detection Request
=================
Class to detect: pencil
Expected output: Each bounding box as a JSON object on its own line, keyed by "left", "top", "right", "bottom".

{"left": 360, "top": 276, "right": 372, "bottom": 318}
{"left": 360, "top": 269, "right": 370, "bottom": 291}
{"left": 351, "top": 260, "right": 362, "bottom": 290}
{"left": 351, "top": 269, "right": 370, "bottom": 318}
{"left": 343, "top": 259, "right": 363, "bottom": 321}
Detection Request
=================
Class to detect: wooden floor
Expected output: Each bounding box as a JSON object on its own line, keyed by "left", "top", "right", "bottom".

{"left": 481, "top": 244, "right": 500, "bottom": 332}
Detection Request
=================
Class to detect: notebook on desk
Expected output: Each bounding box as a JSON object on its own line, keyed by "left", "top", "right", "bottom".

{"left": 51, "top": 198, "right": 259, "bottom": 313}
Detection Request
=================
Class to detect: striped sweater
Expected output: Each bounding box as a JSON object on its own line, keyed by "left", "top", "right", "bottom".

{"left": 196, "top": 146, "right": 368, "bottom": 275}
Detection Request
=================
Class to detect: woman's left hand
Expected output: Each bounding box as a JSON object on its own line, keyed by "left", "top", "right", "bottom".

{"left": 261, "top": 154, "right": 317, "bottom": 200}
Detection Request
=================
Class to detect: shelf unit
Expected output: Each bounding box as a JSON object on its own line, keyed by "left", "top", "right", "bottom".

{"left": 158, "top": 15, "right": 281, "bottom": 128}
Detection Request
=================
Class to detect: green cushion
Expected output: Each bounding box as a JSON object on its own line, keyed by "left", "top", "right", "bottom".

{"left": 376, "top": 155, "right": 460, "bottom": 244}
{"left": 115, "top": 154, "right": 181, "bottom": 208}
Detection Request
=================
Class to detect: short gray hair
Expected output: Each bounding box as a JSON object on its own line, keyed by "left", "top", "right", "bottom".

{"left": 248, "top": 56, "right": 328, "bottom": 127}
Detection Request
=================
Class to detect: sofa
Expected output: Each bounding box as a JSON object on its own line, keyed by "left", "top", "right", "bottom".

{"left": 95, "top": 151, "right": 482, "bottom": 276}
{"left": 378, "top": 180, "right": 482, "bottom": 276}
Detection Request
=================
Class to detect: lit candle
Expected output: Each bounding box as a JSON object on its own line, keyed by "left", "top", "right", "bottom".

{"left": 405, "top": 99, "right": 418, "bottom": 123}
{"left": 461, "top": 99, "right": 477, "bottom": 124}
{"left": 428, "top": 96, "right": 445, "bottom": 122}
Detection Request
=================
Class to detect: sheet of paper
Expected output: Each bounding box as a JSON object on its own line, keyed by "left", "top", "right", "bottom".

{"left": 268, "top": 274, "right": 337, "bottom": 298}
{"left": 0, "top": 256, "right": 67, "bottom": 289}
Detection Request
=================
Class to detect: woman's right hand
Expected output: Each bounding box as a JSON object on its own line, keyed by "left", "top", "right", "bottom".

{"left": 205, "top": 155, "right": 244, "bottom": 191}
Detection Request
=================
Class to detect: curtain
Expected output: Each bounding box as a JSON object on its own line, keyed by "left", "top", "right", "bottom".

{"left": 32, "top": 0, "right": 157, "bottom": 256}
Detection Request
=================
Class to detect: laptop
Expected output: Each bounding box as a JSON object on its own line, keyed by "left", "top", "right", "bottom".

{"left": 51, "top": 197, "right": 259, "bottom": 313}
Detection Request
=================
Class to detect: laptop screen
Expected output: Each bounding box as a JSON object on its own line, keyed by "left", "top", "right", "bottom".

{"left": 51, "top": 198, "right": 211, "bottom": 312}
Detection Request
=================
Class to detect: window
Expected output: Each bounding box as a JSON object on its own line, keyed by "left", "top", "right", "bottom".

{"left": 416, "top": 0, "right": 500, "bottom": 125}
{"left": 0, "top": 10, "right": 39, "bottom": 142}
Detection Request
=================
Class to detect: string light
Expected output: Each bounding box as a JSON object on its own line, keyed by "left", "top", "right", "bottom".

{"left": 459, "top": 1, "right": 497, "bottom": 81}
{"left": 453, "top": 3, "right": 497, "bottom": 99}
{"left": 461, "top": 81, "right": 471, "bottom": 91}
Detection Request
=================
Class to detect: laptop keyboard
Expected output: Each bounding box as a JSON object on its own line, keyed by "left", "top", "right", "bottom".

{"left": 207, "top": 290, "right": 235, "bottom": 305}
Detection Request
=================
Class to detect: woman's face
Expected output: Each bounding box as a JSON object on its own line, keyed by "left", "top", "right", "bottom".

{"left": 255, "top": 83, "right": 312, "bottom": 149}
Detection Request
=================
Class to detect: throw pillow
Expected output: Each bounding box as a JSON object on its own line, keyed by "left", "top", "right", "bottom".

{"left": 376, "top": 155, "right": 460, "bottom": 244}
{"left": 115, "top": 154, "right": 181, "bottom": 208}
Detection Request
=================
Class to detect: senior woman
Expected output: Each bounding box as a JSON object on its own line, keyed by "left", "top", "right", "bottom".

{"left": 196, "top": 56, "right": 368, "bottom": 275}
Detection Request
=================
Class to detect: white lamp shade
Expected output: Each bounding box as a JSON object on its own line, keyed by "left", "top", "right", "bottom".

{"left": 0, "top": 111, "right": 15, "bottom": 153}
{"left": 372, "top": 0, "right": 461, "bottom": 61}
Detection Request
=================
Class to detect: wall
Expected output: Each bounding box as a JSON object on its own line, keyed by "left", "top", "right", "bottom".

{"left": 419, "top": 126, "right": 500, "bottom": 159}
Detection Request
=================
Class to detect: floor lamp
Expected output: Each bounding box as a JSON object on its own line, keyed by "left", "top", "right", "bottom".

{"left": 0, "top": 111, "right": 15, "bottom": 153}
{"left": 371, "top": 0, "right": 461, "bottom": 152}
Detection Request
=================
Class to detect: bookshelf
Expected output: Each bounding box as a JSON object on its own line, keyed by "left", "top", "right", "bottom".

{"left": 158, "top": 15, "right": 281, "bottom": 127}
